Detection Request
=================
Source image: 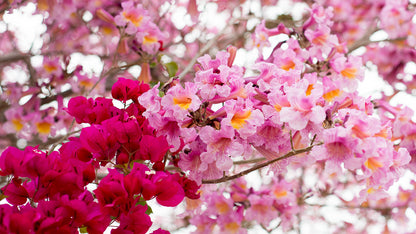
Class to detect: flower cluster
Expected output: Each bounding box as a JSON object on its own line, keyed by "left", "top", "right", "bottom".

{"left": 0, "top": 77, "right": 200, "bottom": 233}
{"left": 2, "top": 0, "right": 416, "bottom": 233}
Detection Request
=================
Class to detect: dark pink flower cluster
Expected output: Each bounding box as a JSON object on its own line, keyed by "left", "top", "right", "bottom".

{"left": 0, "top": 77, "right": 200, "bottom": 233}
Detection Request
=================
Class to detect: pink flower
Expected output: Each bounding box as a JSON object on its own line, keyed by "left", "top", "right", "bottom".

{"left": 114, "top": 1, "right": 150, "bottom": 35}
{"left": 153, "top": 172, "right": 185, "bottom": 207}
{"left": 199, "top": 125, "right": 243, "bottom": 171}
{"left": 279, "top": 78, "right": 325, "bottom": 130}
{"left": 271, "top": 179, "right": 296, "bottom": 204}
{"left": 245, "top": 195, "right": 276, "bottom": 226}
{"left": 330, "top": 54, "right": 364, "bottom": 91}
{"left": 380, "top": 0, "right": 413, "bottom": 38}
{"left": 205, "top": 193, "right": 233, "bottom": 216}
{"left": 136, "top": 23, "right": 166, "bottom": 54}
{"left": 311, "top": 127, "right": 359, "bottom": 173}
{"left": 217, "top": 212, "right": 246, "bottom": 234}
{"left": 305, "top": 24, "right": 339, "bottom": 58}
{"left": 189, "top": 215, "right": 217, "bottom": 233}
{"left": 194, "top": 51, "right": 245, "bottom": 101}
{"left": 222, "top": 98, "right": 264, "bottom": 139}
{"left": 138, "top": 83, "right": 162, "bottom": 118}
{"left": 24, "top": 146, "right": 54, "bottom": 178}
{"left": 161, "top": 82, "right": 201, "bottom": 120}
{"left": 272, "top": 48, "right": 304, "bottom": 72}
{"left": 3, "top": 107, "right": 31, "bottom": 140}
{"left": 67, "top": 96, "right": 120, "bottom": 124}
{"left": 248, "top": 119, "right": 290, "bottom": 154}
{"left": 178, "top": 137, "right": 206, "bottom": 183}
{"left": 251, "top": 20, "right": 289, "bottom": 52}
{"left": 152, "top": 228, "right": 170, "bottom": 234}
{"left": 31, "top": 113, "right": 56, "bottom": 142}
{"left": 103, "top": 116, "right": 142, "bottom": 144}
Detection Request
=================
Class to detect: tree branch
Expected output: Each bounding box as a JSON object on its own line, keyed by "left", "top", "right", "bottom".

{"left": 233, "top": 157, "right": 266, "bottom": 165}
{"left": 347, "top": 27, "right": 407, "bottom": 53}
{"left": 202, "top": 142, "right": 323, "bottom": 184}
{"left": 177, "top": 19, "right": 236, "bottom": 81}
{"left": 0, "top": 53, "right": 31, "bottom": 64}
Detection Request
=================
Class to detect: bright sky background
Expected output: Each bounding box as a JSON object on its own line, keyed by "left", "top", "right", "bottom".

{"left": 2, "top": 2, "right": 416, "bottom": 233}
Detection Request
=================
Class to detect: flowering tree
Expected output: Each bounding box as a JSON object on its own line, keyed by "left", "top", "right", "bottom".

{"left": 1, "top": 0, "right": 416, "bottom": 233}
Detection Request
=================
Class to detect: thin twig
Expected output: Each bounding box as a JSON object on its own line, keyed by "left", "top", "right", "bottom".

{"left": 177, "top": 19, "right": 236, "bottom": 80}
{"left": 202, "top": 142, "right": 323, "bottom": 184}
{"left": 290, "top": 130, "right": 295, "bottom": 151}
{"left": 347, "top": 27, "right": 407, "bottom": 53}
{"left": 233, "top": 157, "right": 266, "bottom": 165}
{"left": 304, "top": 202, "right": 406, "bottom": 212}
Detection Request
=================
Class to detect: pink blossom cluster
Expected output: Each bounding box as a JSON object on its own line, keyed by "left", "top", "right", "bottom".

{"left": 139, "top": 5, "right": 410, "bottom": 196}
{"left": 0, "top": 77, "right": 200, "bottom": 233}
{"left": 135, "top": 3, "right": 414, "bottom": 231}
{"left": 2, "top": 0, "right": 416, "bottom": 233}
{"left": 184, "top": 177, "right": 300, "bottom": 233}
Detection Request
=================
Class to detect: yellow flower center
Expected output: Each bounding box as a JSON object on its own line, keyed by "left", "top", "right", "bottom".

{"left": 122, "top": 11, "right": 143, "bottom": 27}
{"left": 231, "top": 110, "right": 251, "bottom": 129}
{"left": 101, "top": 26, "right": 114, "bottom": 35}
{"left": 312, "top": 33, "right": 328, "bottom": 45}
{"left": 12, "top": 119, "right": 23, "bottom": 131}
{"left": 44, "top": 63, "right": 58, "bottom": 73}
{"left": 340, "top": 67, "right": 357, "bottom": 79}
{"left": 273, "top": 188, "right": 288, "bottom": 198}
{"left": 215, "top": 201, "right": 230, "bottom": 214}
{"left": 225, "top": 222, "right": 240, "bottom": 233}
{"left": 281, "top": 60, "right": 296, "bottom": 71}
{"left": 80, "top": 80, "right": 93, "bottom": 88}
{"left": 323, "top": 89, "right": 341, "bottom": 102}
{"left": 143, "top": 35, "right": 158, "bottom": 45}
{"left": 364, "top": 157, "right": 383, "bottom": 171}
{"left": 36, "top": 122, "right": 51, "bottom": 135}
{"left": 173, "top": 97, "right": 192, "bottom": 110}
{"left": 305, "top": 84, "right": 314, "bottom": 96}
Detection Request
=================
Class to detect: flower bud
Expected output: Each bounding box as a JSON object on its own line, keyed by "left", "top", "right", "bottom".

{"left": 96, "top": 8, "right": 115, "bottom": 25}
{"left": 138, "top": 62, "right": 152, "bottom": 83}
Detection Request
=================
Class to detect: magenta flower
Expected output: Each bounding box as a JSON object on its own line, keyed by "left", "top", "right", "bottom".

{"left": 111, "top": 77, "right": 150, "bottom": 103}
{"left": 137, "top": 135, "right": 170, "bottom": 162}
{"left": 0, "top": 146, "right": 26, "bottom": 177}
{"left": 94, "top": 169, "right": 129, "bottom": 217}
{"left": 80, "top": 125, "right": 119, "bottom": 165}
{"left": 67, "top": 96, "right": 119, "bottom": 124}
{"left": 2, "top": 178, "right": 29, "bottom": 205}
{"left": 112, "top": 204, "right": 152, "bottom": 234}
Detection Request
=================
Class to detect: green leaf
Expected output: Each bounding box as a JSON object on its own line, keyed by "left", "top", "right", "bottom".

{"left": 79, "top": 226, "right": 88, "bottom": 233}
{"left": 136, "top": 197, "right": 153, "bottom": 215}
{"left": 145, "top": 205, "right": 153, "bottom": 215}
{"left": 165, "top": 62, "right": 178, "bottom": 77}
{"left": 0, "top": 193, "right": 7, "bottom": 201}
